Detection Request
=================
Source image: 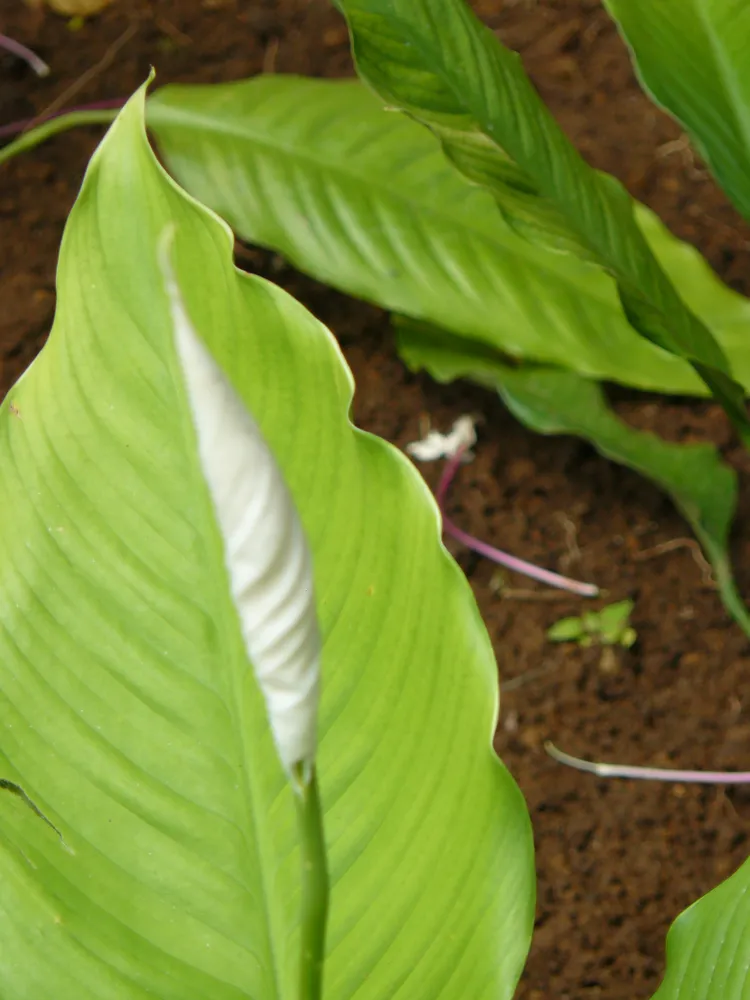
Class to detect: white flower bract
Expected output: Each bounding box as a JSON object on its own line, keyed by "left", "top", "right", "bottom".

{"left": 160, "top": 238, "right": 321, "bottom": 774}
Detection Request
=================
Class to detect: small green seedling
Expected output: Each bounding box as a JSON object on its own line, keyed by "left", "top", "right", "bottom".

{"left": 547, "top": 599, "right": 637, "bottom": 649}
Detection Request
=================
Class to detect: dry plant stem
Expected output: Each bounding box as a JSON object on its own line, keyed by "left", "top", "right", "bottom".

{"left": 436, "top": 448, "right": 599, "bottom": 597}
{"left": 634, "top": 536, "right": 715, "bottom": 587}
{"left": 0, "top": 34, "right": 49, "bottom": 77}
{"left": 546, "top": 741, "right": 750, "bottom": 784}
{"left": 0, "top": 34, "right": 50, "bottom": 77}
{"left": 31, "top": 21, "right": 136, "bottom": 127}
{"left": 500, "top": 589, "right": 589, "bottom": 602}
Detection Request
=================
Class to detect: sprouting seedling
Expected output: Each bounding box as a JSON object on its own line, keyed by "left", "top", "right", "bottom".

{"left": 407, "top": 416, "right": 599, "bottom": 597}
{"left": 160, "top": 230, "right": 328, "bottom": 1000}
{"left": 547, "top": 599, "right": 637, "bottom": 649}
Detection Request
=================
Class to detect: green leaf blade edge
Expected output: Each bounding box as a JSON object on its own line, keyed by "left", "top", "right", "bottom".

{"left": 333, "top": 0, "right": 750, "bottom": 433}
{"left": 145, "top": 75, "right": 750, "bottom": 396}
{"left": 652, "top": 857, "right": 750, "bottom": 1000}
{"left": 0, "top": 82, "right": 534, "bottom": 999}
{"left": 604, "top": 0, "right": 750, "bottom": 223}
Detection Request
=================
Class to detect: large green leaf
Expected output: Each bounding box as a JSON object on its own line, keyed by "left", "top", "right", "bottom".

{"left": 333, "top": 0, "right": 750, "bottom": 436}
{"left": 0, "top": 84, "right": 534, "bottom": 997}
{"left": 145, "top": 75, "right": 750, "bottom": 396}
{"left": 651, "top": 858, "right": 750, "bottom": 1000}
{"left": 397, "top": 320, "right": 750, "bottom": 639}
{"left": 604, "top": 0, "right": 750, "bottom": 223}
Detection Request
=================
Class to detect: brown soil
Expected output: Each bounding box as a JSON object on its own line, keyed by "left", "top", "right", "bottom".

{"left": 3, "top": 2, "right": 750, "bottom": 998}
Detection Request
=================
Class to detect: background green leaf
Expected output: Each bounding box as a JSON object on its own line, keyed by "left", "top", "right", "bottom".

{"left": 0, "top": 85, "right": 534, "bottom": 998}
{"left": 651, "top": 858, "right": 750, "bottom": 999}
{"left": 333, "top": 0, "right": 750, "bottom": 435}
{"left": 146, "top": 76, "right": 750, "bottom": 395}
{"left": 604, "top": 0, "right": 750, "bottom": 223}
{"left": 396, "top": 319, "right": 750, "bottom": 639}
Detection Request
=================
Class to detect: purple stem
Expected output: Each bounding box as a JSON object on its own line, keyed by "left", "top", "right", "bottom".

{"left": 546, "top": 741, "right": 750, "bottom": 784}
{"left": 436, "top": 448, "right": 599, "bottom": 598}
{"left": 0, "top": 34, "right": 50, "bottom": 78}
{"left": 0, "top": 98, "right": 125, "bottom": 140}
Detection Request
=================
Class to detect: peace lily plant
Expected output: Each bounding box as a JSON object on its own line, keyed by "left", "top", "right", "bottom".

{"left": 161, "top": 230, "right": 327, "bottom": 998}
{"left": 0, "top": 82, "right": 532, "bottom": 998}
{"left": 4, "top": 0, "right": 750, "bottom": 996}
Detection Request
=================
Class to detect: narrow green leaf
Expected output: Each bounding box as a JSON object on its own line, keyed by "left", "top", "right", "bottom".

{"left": 604, "top": 0, "right": 750, "bottom": 223}
{"left": 397, "top": 321, "right": 750, "bottom": 639}
{"left": 0, "top": 85, "right": 534, "bottom": 997}
{"left": 651, "top": 858, "right": 750, "bottom": 1000}
{"left": 335, "top": 0, "right": 750, "bottom": 436}
{"left": 145, "top": 75, "right": 750, "bottom": 396}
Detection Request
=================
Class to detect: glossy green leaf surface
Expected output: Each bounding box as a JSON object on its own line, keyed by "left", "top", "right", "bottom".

{"left": 650, "top": 857, "right": 750, "bottom": 999}
{"left": 146, "top": 75, "right": 750, "bottom": 395}
{"left": 397, "top": 320, "right": 750, "bottom": 639}
{"left": 0, "top": 85, "right": 534, "bottom": 998}
{"left": 605, "top": 0, "right": 750, "bottom": 223}
{"left": 333, "top": 0, "right": 750, "bottom": 433}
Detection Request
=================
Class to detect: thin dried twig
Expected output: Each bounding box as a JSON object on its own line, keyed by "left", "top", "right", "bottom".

{"left": 263, "top": 36, "right": 280, "bottom": 74}
{"left": 634, "top": 536, "right": 716, "bottom": 588}
{"left": 503, "top": 662, "right": 559, "bottom": 692}
{"left": 0, "top": 34, "right": 49, "bottom": 77}
{"left": 154, "top": 17, "right": 192, "bottom": 46}
{"left": 655, "top": 132, "right": 709, "bottom": 180}
{"left": 29, "top": 22, "right": 137, "bottom": 129}
{"left": 555, "top": 510, "right": 582, "bottom": 573}
{"left": 498, "top": 588, "right": 587, "bottom": 602}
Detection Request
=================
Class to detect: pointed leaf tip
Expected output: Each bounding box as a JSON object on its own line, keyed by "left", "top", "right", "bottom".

{"left": 159, "top": 231, "right": 321, "bottom": 776}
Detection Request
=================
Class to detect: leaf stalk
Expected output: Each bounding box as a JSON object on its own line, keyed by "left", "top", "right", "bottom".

{"left": 0, "top": 34, "right": 50, "bottom": 78}
{"left": 293, "top": 764, "right": 329, "bottom": 1000}
{"left": 546, "top": 741, "right": 750, "bottom": 784}
{"left": 437, "top": 447, "right": 599, "bottom": 598}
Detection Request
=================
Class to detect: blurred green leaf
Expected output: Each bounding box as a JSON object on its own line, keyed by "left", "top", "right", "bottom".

{"left": 652, "top": 858, "right": 750, "bottom": 1000}
{"left": 547, "top": 617, "right": 586, "bottom": 643}
{"left": 597, "top": 600, "right": 635, "bottom": 643}
{"left": 605, "top": 0, "right": 750, "bottom": 222}
{"left": 397, "top": 320, "right": 750, "bottom": 640}
{"left": 334, "top": 0, "right": 750, "bottom": 434}
{"left": 145, "top": 76, "right": 750, "bottom": 395}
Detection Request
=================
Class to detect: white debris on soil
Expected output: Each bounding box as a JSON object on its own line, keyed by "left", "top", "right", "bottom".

{"left": 406, "top": 414, "right": 478, "bottom": 462}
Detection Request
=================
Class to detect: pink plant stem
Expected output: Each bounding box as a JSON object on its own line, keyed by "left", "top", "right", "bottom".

{"left": 436, "top": 448, "right": 599, "bottom": 598}
{"left": 0, "top": 98, "right": 125, "bottom": 140}
{"left": 0, "top": 34, "right": 50, "bottom": 78}
{"left": 546, "top": 741, "right": 750, "bottom": 784}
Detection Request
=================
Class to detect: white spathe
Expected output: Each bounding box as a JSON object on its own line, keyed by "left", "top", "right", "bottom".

{"left": 161, "top": 243, "right": 321, "bottom": 775}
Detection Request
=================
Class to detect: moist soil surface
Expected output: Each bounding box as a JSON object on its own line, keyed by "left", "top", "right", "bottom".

{"left": 3, "top": 2, "right": 750, "bottom": 998}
